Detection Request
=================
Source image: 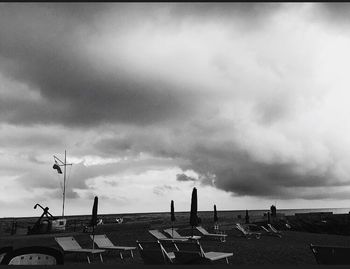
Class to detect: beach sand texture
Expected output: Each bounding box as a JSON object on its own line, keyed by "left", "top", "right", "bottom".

{"left": 1, "top": 217, "right": 350, "bottom": 265}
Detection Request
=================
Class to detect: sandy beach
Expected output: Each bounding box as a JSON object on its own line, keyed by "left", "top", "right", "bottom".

{"left": 1, "top": 220, "right": 349, "bottom": 265}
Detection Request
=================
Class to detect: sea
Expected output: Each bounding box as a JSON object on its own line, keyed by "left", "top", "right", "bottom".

{"left": 219, "top": 207, "right": 350, "bottom": 217}
{"left": 1, "top": 207, "right": 350, "bottom": 220}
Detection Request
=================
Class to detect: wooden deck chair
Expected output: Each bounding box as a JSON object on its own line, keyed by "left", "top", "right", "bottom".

{"left": 163, "top": 228, "right": 201, "bottom": 240}
{"left": 136, "top": 241, "right": 175, "bottom": 264}
{"left": 235, "top": 223, "right": 261, "bottom": 239}
{"left": 90, "top": 234, "right": 135, "bottom": 259}
{"left": 196, "top": 226, "right": 227, "bottom": 242}
{"left": 267, "top": 224, "right": 283, "bottom": 236}
{"left": 310, "top": 244, "right": 350, "bottom": 265}
{"left": 0, "top": 246, "right": 64, "bottom": 265}
{"left": 174, "top": 240, "right": 233, "bottom": 264}
{"left": 55, "top": 236, "right": 105, "bottom": 263}
{"left": 148, "top": 230, "right": 187, "bottom": 241}
{"left": 261, "top": 225, "right": 282, "bottom": 238}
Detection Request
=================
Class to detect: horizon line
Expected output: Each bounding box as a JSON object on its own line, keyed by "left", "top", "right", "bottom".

{"left": 1, "top": 206, "right": 349, "bottom": 219}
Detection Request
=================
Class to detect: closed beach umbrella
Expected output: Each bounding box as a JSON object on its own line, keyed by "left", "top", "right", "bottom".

{"left": 190, "top": 187, "right": 198, "bottom": 236}
{"left": 245, "top": 209, "right": 250, "bottom": 224}
{"left": 171, "top": 200, "right": 175, "bottom": 237}
{"left": 214, "top": 204, "right": 218, "bottom": 230}
{"left": 91, "top": 196, "right": 98, "bottom": 249}
{"left": 214, "top": 204, "right": 218, "bottom": 222}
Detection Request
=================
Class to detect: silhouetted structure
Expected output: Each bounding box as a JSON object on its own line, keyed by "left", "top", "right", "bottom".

{"left": 190, "top": 187, "right": 198, "bottom": 236}
{"left": 170, "top": 200, "right": 175, "bottom": 237}
{"left": 271, "top": 205, "right": 277, "bottom": 217}
{"left": 213, "top": 205, "right": 218, "bottom": 230}
{"left": 27, "top": 204, "right": 56, "bottom": 234}
{"left": 245, "top": 210, "right": 250, "bottom": 224}
{"left": 91, "top": 196, "right": 98, "bottom": 250}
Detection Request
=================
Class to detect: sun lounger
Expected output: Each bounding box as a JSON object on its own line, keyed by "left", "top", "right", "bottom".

{"left": 260, "top": 225, "right": 282, "bottom": 238}
{"left": 173, "top": 240, "right": 233, "bottom": 264}
{"left": 235, "top": 223, "right": 261, "bottom": 239}
{"left": 267, "top": 224, "right": 283, "bottom": 236}
{"left": 196, "top": 226, "right": 227, "bottom": 242}
{"left": 136, "top": 241, "right": 175, "bottom": 264}
{"left": 163, "top": 228, "right": 201, "bottom": 240}
{"left": 310, "top": 244, "right": 350, "bottom": 265}
{"left": 149, "top": 229, "right": 187, "bottom": 241}
{"left": 0, "top": 246, "right": 64, "bottom": 265}
{"left": 55, "top": 236, "right": 105, "bottom": 263}
{"left": 90, "top": 234, "right": 136, "bottom": 259}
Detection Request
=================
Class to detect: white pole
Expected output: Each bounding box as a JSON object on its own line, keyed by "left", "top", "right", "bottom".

{"left": 62, "top": 150, "right": 66, "bottom": 217}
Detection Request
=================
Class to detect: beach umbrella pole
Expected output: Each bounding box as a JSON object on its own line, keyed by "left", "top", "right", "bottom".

{"left": 172, "top": 221, "right": 174, "bottom": 237}
{"left": 91, "top": 196, "right": 98, "bottom": 262}
{"left": 92, "top": 226, "right": 95, "bottom": 250}
{"left": 91, "top": 226, "right": 95, "bottom": 262}
{"left": 170, "top": 200, "right": 175, "bottom": 238}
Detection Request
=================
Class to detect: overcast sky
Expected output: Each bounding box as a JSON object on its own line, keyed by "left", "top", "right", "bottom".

{"left": 1, "top": 3, "right": 350, "bottom": 217}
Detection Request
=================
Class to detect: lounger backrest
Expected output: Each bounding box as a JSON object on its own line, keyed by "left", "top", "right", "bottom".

{"left": 149, "top": 230, "right": 168, "bottom": 240}
{"left": 196, "top": 226, "right": 209, "bottom": 235}
{"left": 261, "top": 226, "right": 269, "bottom": 232}
{"left": 268, "top": 224, "right": 279, "bottom": 233}
{"left": 236, "top": 223, "right": 248, "bottom": 235}
{"left": 164, "top": 229, "right": 182, "bottom": 238}
{"left": 173, "top": 241, "right": 204, "bottom": 256}
{"left": 136, "top": 241, "right": 172, "bottom": 264}
{"left": 55, "top": 237, "right": 82, "bottom": 250}
{"left": 137, "top": 241, "right": 161, "bottom": 251}
{"left": 90, "top": 234, "right": 114, "bottom": 248}
{"left": 159, "top": 240, "right": 179, "bottom": 252}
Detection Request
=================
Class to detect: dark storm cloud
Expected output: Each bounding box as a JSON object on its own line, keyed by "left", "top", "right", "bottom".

{"left": 0, "top": 3, "right": 287, "bottom": 128}
{"left": 315, "top": 3, "right": 350, "bottom": 26}
{"left": 0, "top": 127, "right": 62, "bottom": 149}
{"left": 0, "top": 4, "right": 195, "bottom": 127}
{"left": 169, "top": 3, "right": 283, "bottom": 27}
{"left": 92, "top": 117, "right": 347, "bottom": 201}
{"left": 176, "top": 173, "right": 197, "bottom": 182}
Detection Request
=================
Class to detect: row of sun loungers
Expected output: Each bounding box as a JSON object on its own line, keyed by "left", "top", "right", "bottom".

{"left": 0, "top": 223, "right": 284, "bottom": 265}
{"left": 163, "top": 228, "right": 202, "bottom": 240}
{"left": 53, "top": 224, "right": 281, "bottom": 264}
{"left": 261, "top": 224, "right": 283, "bottom": 238}
{"left": 150, "top": 226, "right": 228, "bottom": 242}
{"left": 55, "top": 235, "right": 135, "bottom": 263}
{"left": 1, "top": 233, "right": 349, "bottom": 265}
{"left": 137, "top": 240, "right": 233, "bottom": 264}
{"left": 3, "top": 223, "right": 348, "bottom": 265}
{"left": 234, "top": 223, "right": 283, "bottom": 239}
{"left": 235, "top": 223, "right": 262, "bottom": 239}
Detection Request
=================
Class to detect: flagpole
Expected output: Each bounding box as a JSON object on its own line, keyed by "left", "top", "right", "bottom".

{"left": 53, "top": 150, "right": 72, "bottom": 217}
{"left": 63, "top": 150, "right": 66, "bottom": 217}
